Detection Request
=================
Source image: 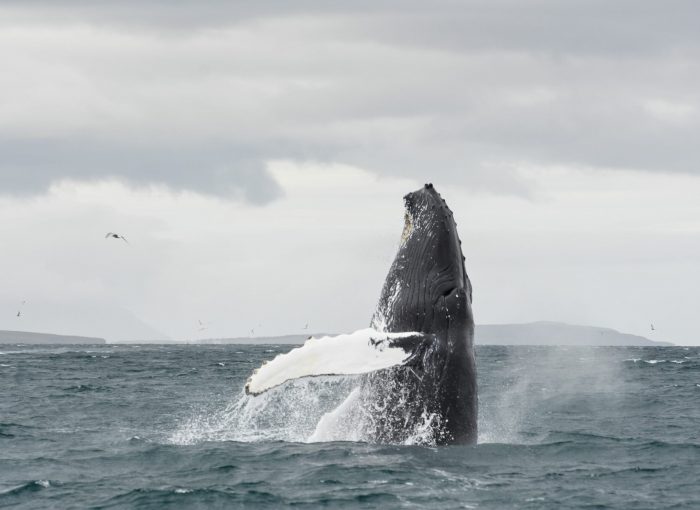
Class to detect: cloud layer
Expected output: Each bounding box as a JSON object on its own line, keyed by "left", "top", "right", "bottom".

{"left": 1, "top": 1, "right": 699, "bottom": 200}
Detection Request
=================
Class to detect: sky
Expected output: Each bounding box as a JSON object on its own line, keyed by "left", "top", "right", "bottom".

{"left": 1, "top": 1, "right": 699, "bottom": 344}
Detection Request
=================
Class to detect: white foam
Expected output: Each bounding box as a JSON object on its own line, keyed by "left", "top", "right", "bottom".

{"left": 245, "top": 328, "right": 418, "bottom": 395}
{"left": 170, "top": 371, "right": 446, "bottom": 446}
{"left": 308, "top": 388, "right": 364, "bottom": 442}
{"left": 169, "top": 377, "right": 358, "bottom": 445}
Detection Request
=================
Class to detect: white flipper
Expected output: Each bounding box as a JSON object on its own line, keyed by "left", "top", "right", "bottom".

{"left": 245, "top": 328, "right": 424, "bottom": 395}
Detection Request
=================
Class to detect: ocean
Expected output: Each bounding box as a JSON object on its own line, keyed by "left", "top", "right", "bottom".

{"left": 1, "top": 343, "right": 699, "bottom": 509}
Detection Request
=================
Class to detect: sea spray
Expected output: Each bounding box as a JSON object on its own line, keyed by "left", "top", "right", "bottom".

{"left": 170, "top": 376, "right": 358, "bottom": 444}
{"left": 171, "top": 370, "right": 447, "bottom": 446}
{"left": 172, "top": 344, "right": 629, "bottom": 447}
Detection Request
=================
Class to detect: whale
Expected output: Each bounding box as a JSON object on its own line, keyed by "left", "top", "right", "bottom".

{"left": 365, "top": 182, "right": 477, "bottom": 444}
{"left": 245, "top": 183, "right": 477, "bottom": 445}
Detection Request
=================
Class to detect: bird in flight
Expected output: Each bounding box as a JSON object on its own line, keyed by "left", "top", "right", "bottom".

{"left": 650, "top": 324, "right": 655, "bottom": 331}
{"left": 303, "top": 323, "right": 309, "bottom": 330}
{"left": 198, "top": 320, "right": 209, "bottom": 331}
{"left": 105, "top": 232, "right": 129, "bottom": 244}
{"left": 16, "top": 300, "right": 26, "bottom": 317}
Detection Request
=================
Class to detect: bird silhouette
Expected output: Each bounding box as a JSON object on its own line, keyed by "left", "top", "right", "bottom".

{"left": 105, "top": 232, "right": 129, "bottom": 244}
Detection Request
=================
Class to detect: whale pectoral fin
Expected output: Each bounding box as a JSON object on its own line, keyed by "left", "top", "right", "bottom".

{"left": 245, "top": 329, "right": 425, "bottom": 395}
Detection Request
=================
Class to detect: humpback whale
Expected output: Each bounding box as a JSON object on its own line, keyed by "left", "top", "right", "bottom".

{"left": 246, "top": 183, "right": 477, "bottom": 445}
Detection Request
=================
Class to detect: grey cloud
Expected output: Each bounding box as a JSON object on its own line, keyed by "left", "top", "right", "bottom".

{"left": 4, "top": 1, "right": 700, "bottom": 56}
{"left": 0, "top": 139, "right": 283, "bottom": 204}
{"left": 347, "top": 2, "right": 700, "bottom": 57}
{"left": 1, "top": 1, "right": 699, "bottom": 199}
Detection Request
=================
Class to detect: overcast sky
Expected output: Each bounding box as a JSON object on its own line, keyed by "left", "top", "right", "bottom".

{"left": 1, "top": 1, "right": 698, "bottom": 344}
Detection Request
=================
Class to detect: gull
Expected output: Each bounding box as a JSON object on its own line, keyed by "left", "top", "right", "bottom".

{"left": 16, "top": 300, "right": 26, "bottom": 317}
{"left": 650, "top": 324, "right": 655, "bottom": 332}
{"left": 303, "top": 323, "right": 309, "bottom": 330}
{"left": 198, "top": 320, "right": 209, "bottom": 331}
{"left": 105, "top": 232, "right": 129, "bottom": 244}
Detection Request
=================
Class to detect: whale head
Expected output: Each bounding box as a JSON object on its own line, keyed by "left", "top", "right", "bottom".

{"left": 371, "top": 183, "right": 473, "bottom": 336}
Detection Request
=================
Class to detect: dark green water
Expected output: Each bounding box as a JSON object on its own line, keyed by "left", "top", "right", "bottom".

{"left": 1, "top": 344, "right": 699, "bottom": 509}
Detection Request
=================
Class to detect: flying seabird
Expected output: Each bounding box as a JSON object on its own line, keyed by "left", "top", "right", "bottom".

{"left": 105, "top": 232, "right": 129, "bottom": 244}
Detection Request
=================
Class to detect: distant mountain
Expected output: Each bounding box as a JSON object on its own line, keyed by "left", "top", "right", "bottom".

{"left": 0, "top": 323, "right": 669, "bottom": 346}
{"left": 0, "top": 299, "right": 168, "bottom": 343}
{"left": 0, "top": 330, "right": 105, "bottom": 345}
{"left": 155, "top": 322, "right": 670, "bottom": 346}
{"left": 475, "top": 321, "right": 671, "bottom": 346}
{"left": 177, "top": 333, "right": 334, "bottom": 345}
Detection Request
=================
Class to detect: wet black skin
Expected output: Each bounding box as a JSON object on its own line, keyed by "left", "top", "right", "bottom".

{"left": 368, "top": 183, "right": 477, "bottom": 445}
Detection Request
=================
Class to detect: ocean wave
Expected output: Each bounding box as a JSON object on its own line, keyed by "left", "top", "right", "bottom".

{"left": 3, "top": 344, "right": 700, "bottom": 510}
{"left": 0, "top": 480, "right": 51, "bottom": 497}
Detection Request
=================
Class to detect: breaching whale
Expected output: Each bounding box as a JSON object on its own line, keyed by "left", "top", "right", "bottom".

{"left": 245, "top": 183, "right": 477, "bottom": 445}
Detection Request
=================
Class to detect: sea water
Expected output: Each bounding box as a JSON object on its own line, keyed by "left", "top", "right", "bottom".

{"left": 1, "top": 344, "right": 699, "bottom": 508}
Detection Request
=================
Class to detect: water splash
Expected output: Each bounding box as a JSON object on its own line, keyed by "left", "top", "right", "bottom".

{"left": 170, "top": 376, "right": 357, "bottom": 445}
{"left": 170, "top": 371, "right": 444, "bottom": 446}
